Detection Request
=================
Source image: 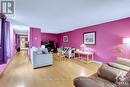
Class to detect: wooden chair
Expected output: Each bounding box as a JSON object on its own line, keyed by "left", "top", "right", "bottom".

{"left": 57, "top": 52, "right": 66, "bottom": 61}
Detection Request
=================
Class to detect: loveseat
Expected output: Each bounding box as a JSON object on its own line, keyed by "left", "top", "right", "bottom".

{"left": 74, "top": 57, "right": 130, "bottom": 87}
{"left": 30, "top": 47, "right": 53, "bottom": 68}
{"left": 74, "top": 64, "right": 129, "bottom": 87}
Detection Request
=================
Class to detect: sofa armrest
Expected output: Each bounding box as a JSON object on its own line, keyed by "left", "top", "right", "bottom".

{"left": 74, "top": 77, "right": 101, "bottom": 87}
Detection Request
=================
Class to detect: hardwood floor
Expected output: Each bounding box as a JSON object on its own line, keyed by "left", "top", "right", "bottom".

{"left": 0, "top": 50, "right": 101, "bottom": 87}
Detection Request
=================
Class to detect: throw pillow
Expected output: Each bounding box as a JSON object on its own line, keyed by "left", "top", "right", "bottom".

{"left": 116, "top": 57, "right": 130, "bottom": 67}
{"left": 36, "top": 49, "right": 43, "bottom": 55}
{"left": 108, "top": 62, "right": 130, "bottom": 71}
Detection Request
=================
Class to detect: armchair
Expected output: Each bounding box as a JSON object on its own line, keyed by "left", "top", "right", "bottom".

{"left": 64, "top": 48, "right": 75, "bottom": 58}
{"left": 57, "top": 47, "right": 75, "bottom": 58}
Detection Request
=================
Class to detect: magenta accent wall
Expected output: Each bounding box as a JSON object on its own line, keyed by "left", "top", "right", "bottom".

{"left": 58, "top": 17, "right": 130, "bottom": 63}
{"left": 29, "top": 27, "right": 41, "bottom": 48}
{"left": 41, "top": 33, "right": 58, "bottom": 46}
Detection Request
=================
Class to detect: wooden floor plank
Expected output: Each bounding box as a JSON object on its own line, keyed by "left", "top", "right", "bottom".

{"left": 0, "top": 50, "right": 101, "bottom": 87}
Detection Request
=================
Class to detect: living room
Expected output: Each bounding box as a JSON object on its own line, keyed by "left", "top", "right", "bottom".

{"left": 0, "top": 0, "right": 130, "bottom": 87}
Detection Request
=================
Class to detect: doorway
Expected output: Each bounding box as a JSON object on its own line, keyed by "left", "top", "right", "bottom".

{"left": 20, "top": 36, "right": 28, "bottom": 50}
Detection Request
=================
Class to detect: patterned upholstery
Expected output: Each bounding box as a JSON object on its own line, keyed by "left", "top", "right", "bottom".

{"left": 116, "top": 70, "right": 130, "bottom": 87}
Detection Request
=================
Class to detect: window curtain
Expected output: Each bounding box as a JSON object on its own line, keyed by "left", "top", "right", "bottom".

{"left": 0, "top": 15, "right": 5, "bottom": 64}
{"left": 0, "top": 19, "right": 1, "bottom": 44}
{"left": 4, "top": 21, "right": 11, "bottom": 63}
{"left": 0, "top": 14, "right": 10, "bottom": 64}
{"left": 0, "top": 17, "right": 3, "bottom": 64}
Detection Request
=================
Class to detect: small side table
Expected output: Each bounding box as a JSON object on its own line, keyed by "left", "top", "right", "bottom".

{"left": 74, "top": 51, "right": 94, "bottom": 63}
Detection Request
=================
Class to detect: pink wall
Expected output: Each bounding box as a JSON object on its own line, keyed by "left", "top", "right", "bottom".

{"left": 41, "top": 33, "right": 58, "bottom": 46}
{"left": 29, "top": 27, "right": 41, "bottom": 48}
{"left": 58, "top": 17, "right": 130, "bottom": 63}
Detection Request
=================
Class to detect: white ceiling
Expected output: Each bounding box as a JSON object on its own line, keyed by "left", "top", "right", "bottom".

{"left": 8, "top": 0, "right": 130, "bottom": 34}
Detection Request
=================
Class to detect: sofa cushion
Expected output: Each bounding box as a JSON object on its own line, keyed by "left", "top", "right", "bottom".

{"left": 36, "top": 49, "right": 43, "bottom": 55}
{"left": 108, "top": 62, "right": 130, "bottom": 71}
{"left": 31, "top": 47, "right": 38, "bottom": 51}
{"left": 74, "top": 77, "right": 101, "bottom": 87}
{"left": 89, "top": 74, "right": 116, "bottom": 87}
{"left": 116, "top": 57, "right": 130, "bottom": 67}
{"left": 40, "top": 48, "right": 49, "bottom": 54}
{"left": 97, "top": 64, "right": 127, "bottom": 83}
{"left": 42, "top": 51, "right": 46, "bottom": 54}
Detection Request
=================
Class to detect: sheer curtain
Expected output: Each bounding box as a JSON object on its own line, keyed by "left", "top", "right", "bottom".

{"left": 0, "top": 18, "right": 4, "bottom": 64}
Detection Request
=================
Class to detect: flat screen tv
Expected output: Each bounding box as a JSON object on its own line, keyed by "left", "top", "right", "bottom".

{"left": 0, "top": 19, "right": 1, "bottom": 45}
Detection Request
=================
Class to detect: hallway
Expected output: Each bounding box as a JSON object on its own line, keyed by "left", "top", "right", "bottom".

{"left": 0, "top": 50, "right": 100, "bottom": 87}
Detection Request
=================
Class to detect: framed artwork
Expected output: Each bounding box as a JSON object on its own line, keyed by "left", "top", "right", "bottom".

{"left": 63, "top": 35, "right": 68, "bottom": 42}
{"left": 83, "top": 31, "right": 96, "bottom": 45}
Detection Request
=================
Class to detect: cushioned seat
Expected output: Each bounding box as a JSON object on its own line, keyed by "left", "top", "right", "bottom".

{"left": 74, "top": 64, "right": 128, "bottom": 87}
{"left": 74, "top": 77, "right": 101, "bottom": 87}
{"left": 89, "top": 74, "right": 116, "bottom": 87}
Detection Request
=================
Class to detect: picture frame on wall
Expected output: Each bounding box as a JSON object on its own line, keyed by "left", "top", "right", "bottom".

{"left": 83, "top": 31, "right": 96, "bottom": 45}
{"left": 63, "top": 35, "right": 68, "bottom": 42}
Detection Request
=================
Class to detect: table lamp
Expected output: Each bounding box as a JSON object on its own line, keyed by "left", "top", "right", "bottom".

{"left": 41, "top": 45, "right": 45, "bottom": 48}
{"left": 80, "top": 44, "right": 86, "bottom": 48}
{"left": 80, "top": 44, "right": 86, "bottom": 52}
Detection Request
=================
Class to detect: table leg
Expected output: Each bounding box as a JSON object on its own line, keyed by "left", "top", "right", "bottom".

{"left": 91, "top": 54, "right": 93, "bottom": 61}
{"left": 87, "top": 54, "right": 89, "bottom": 61}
